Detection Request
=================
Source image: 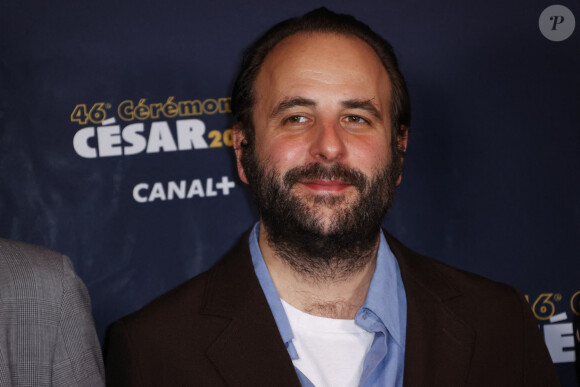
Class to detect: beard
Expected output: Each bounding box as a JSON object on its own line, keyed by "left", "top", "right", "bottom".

{"left": 242, "top": 142, "right": 401, "bottom": 280}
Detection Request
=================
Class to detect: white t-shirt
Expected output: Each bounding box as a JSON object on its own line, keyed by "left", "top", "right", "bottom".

{"left": 281, "top": 299, "right": 374, "bottom": 387}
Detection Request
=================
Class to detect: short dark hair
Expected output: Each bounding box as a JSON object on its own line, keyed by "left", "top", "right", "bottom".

{"left": 231, "top": 7, "right": 411, "bottom": 143}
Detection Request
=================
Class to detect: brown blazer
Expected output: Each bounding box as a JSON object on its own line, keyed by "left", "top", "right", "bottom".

{"left": 105, "top": 232, "right": 559, "bottom": 386}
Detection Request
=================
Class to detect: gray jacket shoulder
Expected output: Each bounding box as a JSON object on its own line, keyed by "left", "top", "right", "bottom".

{"left": 0, "top": 238, "right": 72, "bottom": 299}
{"left": 0, "top": 238, "right": 105, "bottom": 386}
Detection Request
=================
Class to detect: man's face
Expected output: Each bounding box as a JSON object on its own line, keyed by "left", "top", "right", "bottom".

{"left": 235, "top": 32, "right": 404, "bottom": 254}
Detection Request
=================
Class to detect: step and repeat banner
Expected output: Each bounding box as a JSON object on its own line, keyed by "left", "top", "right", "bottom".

{"left": 1, "top": 0, "right": 578, "bottom": 384}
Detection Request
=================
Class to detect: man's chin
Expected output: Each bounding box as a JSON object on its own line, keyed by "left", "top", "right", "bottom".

{"left": 288, "top": 208, "right": 360, "bottom": 238}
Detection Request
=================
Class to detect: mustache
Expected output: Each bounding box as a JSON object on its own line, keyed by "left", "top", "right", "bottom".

{"left": 283, "top": 163, "right": 367, "bottom": 191}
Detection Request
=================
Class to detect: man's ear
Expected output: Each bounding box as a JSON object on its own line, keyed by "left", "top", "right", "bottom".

{"left": 396, "top": 125, "right": 409, "bottom": 186}
{"left": 233, "top": 125, "right": 249, "bottom": 184}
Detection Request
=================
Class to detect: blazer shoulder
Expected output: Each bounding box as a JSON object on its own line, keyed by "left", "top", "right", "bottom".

{"left": 0, "top": 238, "right": 76, "bottom": 297}
{"left": 115, "top": 230, "right": 254, "bottom": 331}
{"left": 0, "top": 238, "right": 105, "bottom": 386}
{"left": 385, "top": 232, "right": 519, "bottom": 303}
{"left": 120, "top": 265, "right": 215, "bottom": 328}
{"left": 385, "top": 231, "right": 541, "bottom": 352}
{"left": 385, "top": 232, "right": 559, "bottom": 386}
{"left": 0, "top": 237, "right": 68, "bottom": 265}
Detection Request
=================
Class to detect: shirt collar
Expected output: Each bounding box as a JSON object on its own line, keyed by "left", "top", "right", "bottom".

{"left": 361, "top": 231, "right": 407, "bottom": 348}
{"left": 249, "top": 222, "right": 406, "bottom": 352}
{"left": 249, "top": 223, "right": 297, "bottom": 355}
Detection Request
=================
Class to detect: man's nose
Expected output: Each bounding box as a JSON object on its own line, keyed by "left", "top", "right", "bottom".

{"left": 308, "top": 121, "right": 346, "bottom": 162}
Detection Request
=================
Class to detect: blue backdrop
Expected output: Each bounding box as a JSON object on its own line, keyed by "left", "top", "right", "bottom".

{"left": 1, "top": 0, "right": 578, "bottom": 385}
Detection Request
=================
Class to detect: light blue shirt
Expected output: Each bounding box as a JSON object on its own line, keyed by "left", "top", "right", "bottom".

{"left": 249, "top": 222, "right": 407, "bottom": 387}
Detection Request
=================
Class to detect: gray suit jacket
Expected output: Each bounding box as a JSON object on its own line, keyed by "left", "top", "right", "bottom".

{"left": 0, "top": 238, "right": 105, "bottom": 386}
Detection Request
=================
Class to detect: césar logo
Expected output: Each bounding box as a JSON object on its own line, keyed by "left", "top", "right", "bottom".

{"left": 71, "top": 97, "right": 233, "bottom": 158}
{"left": 526, "top": 290, "right": 579, "bottom": 364}
{"left": 73, "top": 117, "right": 233, "bottom": 158}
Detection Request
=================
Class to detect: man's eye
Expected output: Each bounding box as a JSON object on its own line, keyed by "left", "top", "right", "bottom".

{"left": 286, "top": 115, "right": 308, "bottom": 124}
{"left": 344, "top": 115, "right": 368, "bottom": 124}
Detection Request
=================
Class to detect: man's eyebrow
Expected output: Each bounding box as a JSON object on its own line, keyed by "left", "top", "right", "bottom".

{"left": 341, "top": 99, "right": 382, "bottom": 119}
{"left": 270, "top": 97, "right": 316, "bottom": 118}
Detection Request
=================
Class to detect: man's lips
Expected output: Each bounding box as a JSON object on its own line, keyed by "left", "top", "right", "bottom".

{"left": 300, "top": 179, "right": 352, "bottom": 192}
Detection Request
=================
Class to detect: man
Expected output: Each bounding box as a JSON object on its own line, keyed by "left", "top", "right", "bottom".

{"left": 106, "top": 8, "right": 559, "bottom": 386}
{"left": 0, "top": 238, "right": 105, "bottom": 386}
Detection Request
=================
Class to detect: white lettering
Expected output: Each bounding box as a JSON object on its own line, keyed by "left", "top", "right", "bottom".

{"left": 73, "top": 119, "right": 222, "bottom": 158}
{"left": 148, "top": 182, "right": 167, "bottom": 201}
{"left": 73, "top": 127, "right": 97, "bottom": 158}
{"left": 177, "top": 119, "right": 208, "bottom": 150}
{"left": 187, "top": 180, "right": 205, "bottom": 198}
{"left": 133, "top": 183, "right": 149, "bottom": 203}
{"left": 167, "top": 180, "right": 186, "bottom": 200}
{"left": 97, "top": 125, "right": 123, "bottom": 157}
{"left": 205, "top": 178, "right": 217, "bottom": 197}
{"left": 146, "top": 122, "right": 177, "bottom": 153}
{"left": 133, "top": 177, "right": 235, "bottom": 203}
{"left": 544, "top": 322, "right": 575, "bottom": 363}
{"left": 122, "top": 123, "right": 147, "bottom": 155}
{"left": 216, "top": 176, "right": 236, "bottom": 195}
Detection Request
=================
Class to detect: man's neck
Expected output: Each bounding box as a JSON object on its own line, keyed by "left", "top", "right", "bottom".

{"left": 258, "top": 222, "right": 378, "bottom": 319}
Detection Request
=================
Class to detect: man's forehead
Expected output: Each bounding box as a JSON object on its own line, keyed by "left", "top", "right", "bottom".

{"left": 253, "top": 32, "right": 392, "bottom": 115}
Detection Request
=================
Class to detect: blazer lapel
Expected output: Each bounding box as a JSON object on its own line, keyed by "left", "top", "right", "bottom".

{"left": 386, "top": 234, "right": 476, "bottom": 387}
{"left": 201, "top": 233, "right": 301, "bottom": 387}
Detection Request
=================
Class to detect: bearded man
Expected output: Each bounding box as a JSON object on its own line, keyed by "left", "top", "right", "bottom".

{"left": 105, "top": 8, "right": 559, "bottom": 387}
